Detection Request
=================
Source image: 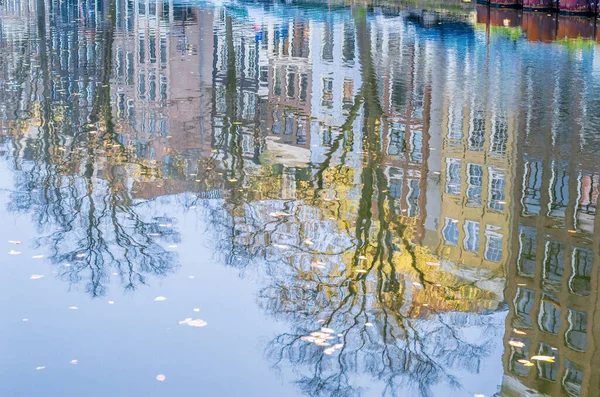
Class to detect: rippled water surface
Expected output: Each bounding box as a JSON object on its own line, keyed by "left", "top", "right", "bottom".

{"left": 2, "top": 1, "right": 600, "bottom": 396}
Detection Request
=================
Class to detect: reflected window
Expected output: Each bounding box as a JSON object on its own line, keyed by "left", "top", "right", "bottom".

{"left": 468, "top": 111, "right": 485, "bottom": 151}
{"left": 538, "top": 294, "right": 561, "bottom": 334}
{"left": 388, "top": 123, "right": 406, "bottom": 156}
{"left": 410, "top": 131, "right": 423, "bottom": 163}
{"left": 566, "top": 310, "right": 588, "bottom": 352}
{"left": 562, "top": 360, "right": 583, "bottom": 397}
{"left": 321, "top": 78, "right": 333, "bottom": 109}
{"left": 488, "top": 167, "right": 506, "bottom": 212}
{"left": 484, "top": 226, "right": 503, "bottom": 262}
{"left": 576, "top": 172, "right": 598, "bottom": 233}
{"left": 442, "top": 218, "right": 459, "bottom": 246}
{"left": 543, "top": 241, "right": 565, "bottom": 284}
{"left": 448, "top": 103, "right": 463, "bottom": 140}
{"left": 342, "top": 22, "right": 355, "bottom": 63}
{"left": 490, "top": 117, "right": 508, "bottom": 155}
{"left": 522, "top": 160, "right": 542, "bottom": 216}
{"left": 322, "top": 23, "right": 334, "bottom": 61}
{"left": 536, "top": 343, "right": 558, "bottom": 381}
{"left": 548, "top": 163, "right": 569, "bottom": 219}
{"left": 569, "top": 247, "right": 593, "bottom": 296}
{"left": 274, "top": 69, "right": 282, "bottom": 96}
{"left": 286, "top": 71, "right": 295, "bottom": 98}
{"left": 463, "top": 220, "right": 480, "bottom": 252}
{"left": 445, "top": 158, "right": 461, "bottom": 196}
{"left": 466, "top": 164, "right": 482, "bottom": 206}
{"left": 407, "top": 179, "right": 420, "bottom": 217}
{"left": 513, "top": 287, "right": 534, "bottom": 329}
{"left": 299, "top": 74, "right": 308, "bottom": 102}
{"left": 517, "top": 225, "right": 537, "bottom": 277}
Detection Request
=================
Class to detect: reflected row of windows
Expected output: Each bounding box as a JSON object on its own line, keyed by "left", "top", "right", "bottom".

{"left": 517, "top": 224, "right": 594, "bottom": 296}
{"left": 442, "top": 218, "right": 503, "bottom": 262}
{"left": 446, "top": 111, "right": 508, "bottom": 156}
{"left": 509, "top": 341, "right": 583, "bottom": 397}
{"left": 513, "top": 287, "right": 588, "bottom": 352}
{"left": 387, "top": 167, "right": 422, "bottom": 217}
{"left": 445, "top": 158, "right": 506, "bottom": 211}
{"left": 522, "top": 160, "right": 598, "bottom": 232}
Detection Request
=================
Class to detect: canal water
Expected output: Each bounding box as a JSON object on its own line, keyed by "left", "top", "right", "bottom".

{"left": 1, "top": 1, "right": 599, "bottom": 396}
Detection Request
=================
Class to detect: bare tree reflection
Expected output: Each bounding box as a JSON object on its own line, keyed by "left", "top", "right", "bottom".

{"left": 4, "top": 0, "right": 178, "bottom": 297}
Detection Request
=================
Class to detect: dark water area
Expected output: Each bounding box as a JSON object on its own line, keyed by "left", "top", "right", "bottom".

{"left": 1, "top": 0, "right": 600, "bottom": 396}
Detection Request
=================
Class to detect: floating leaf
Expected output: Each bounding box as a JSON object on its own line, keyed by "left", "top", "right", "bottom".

{"left": 178, "top": 318, "right": 207, "bottom": 327}
{"left": 108, "top": 301, "right": 115, "bottom": 305}
{"left": 426, "top": 261, "right": 440, "bottom": 267}
{"left": 30, "top": 274, "right": 44, "bottom": 280}
{"left": 35, "top": 366, "right": 46, "bottom": 371}
{"left": 154, "top": 296, "right": 167, "bottom": 302}
{"left": 508, "top": 340, "right": 525, "bottom": 348}
{"left": 321, "top": 327, "right": 335, "bottom": 334}
{"left": 311, "top": 261, "right": 325, "bottom": 269}
{"left": 32, "top": 255, "right": 44, "bottom": 259}
{"left": 513, "top": 329, "right": 526, "bottom": 335}
{"left": 365, "top": 322, "right": 373, "bottom": 327}
{"left": 22, "top": 318, "right": 29, "bottom": 322}
{"left": 300, "top": 336, "right": 316, "bottom": 342}
{"left": 323, "top": 347, "right": 336, "bottom": 355}
{"left": 68, "top": 306, "right": 78, "bottom": 310}
{"left": 531, "top": 355, "right": 555, "bottom": 362}
{"left": 8, "top": 250, "right": 21, "bottom": 255}
{"left": 156, "top": 374, "right": 166, "bottom": 381}
{"left": 8, "top": 240, "right": 22, "bottom": 245}
{"left": 70, "top": 360, "right": 78, "bottom": 365}
{"left": 193, "top": 308, "right": 200, "bottom": 312}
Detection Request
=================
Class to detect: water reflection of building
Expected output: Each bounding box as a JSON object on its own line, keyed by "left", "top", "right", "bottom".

{"left": 500, "top": 65, "right": 600, "bottom": 397}
{"left": 436, "top": 35, "right": 515, "bottom": 274}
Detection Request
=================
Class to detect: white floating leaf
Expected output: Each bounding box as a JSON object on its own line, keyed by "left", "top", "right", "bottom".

{"left": 9, "top": 250, "right": 21, "bottom": 255}
{"left": 8, "top": 240, "right": 22, "bottom": 245}
{"left": 323, "top": 347, "right": 336, "bottom": 355}
{"left": 32, "top": 255, "right": 44, "bottom": 259}
{"left": 108, "top": 301, "right": 115, "bottom": 305}
{"left": 35, "top": 366, "right": 46, "bottom": 371}
{"left": 70, "top": 360, "right": 78, "bottom": 365}
{"left": 30, "top": 274, "right": 44, "bottom": 280}
{"left": 193, "top": 308, "right": 200, "bottom": 312}
{"left": 154, "top": 296, "right": 167, "bottom": 302}
{"left": 365, "top": 322, "right": 373, "bottom": 327}
{"left": 68, "top": 306, "right": 78, "bottom": 310}
{"left": 156, "top": 374, "right": 166, "bottom": 381}
{"left": 178, "top": 318, "right": 207, "bottom": 327}
{"left": 321, "top": 327, "right": 335, "bottom": 334}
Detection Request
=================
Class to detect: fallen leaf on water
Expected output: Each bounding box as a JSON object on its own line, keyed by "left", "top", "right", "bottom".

{"left": 321, "top": 327, "right": 335, "bottom": 334}
{"left": 112, "top": 272, "right": 118, "bottom": 276}
{"left": 32, "top": 255, "right": 44, "bottom": 259}
{"left": 513, "top": 329, "right": 526, "bottom": 335}
{"left": 193, "top": 308, "right": 200, "bottom": 312}
{"left": 317, "top": 319, "right": 325, "bottom": 323}
{"left": 70, "top": 360, "right": 78, "bottom": 365}
{"left": 337, "top": 334, "right": 343, "bottom": 337}
{"left": 178, "top": 318, "right": 207, "bottom": 327}
{"left": 508, "top": 340, "right": 525, "bottom": 348}
{"left": 531, "top": 355, "right": 555, "bottom": 362}
{"left": 304, "top": 239, "right": 314, "bottom": 245}
{"left": 156, "top": 374, "right": 166, "bottom": 381}
{"left": 167, "top": 245, "right": 178, "bottom": 248}
{"left": 365, "top": 322, "right": 373, "bottom": 327}
{"left": 154, "top": 296, "right": 167, "bottom": 302}
{"left": 311, "top": 261, "right": 325, "bottom": 269}
{"left": 301, "top": 336, "right": 316, "bottom": 342}
{"left": 517, "top": 359, "right": 533, "bottom": 366}
{"left": 35, "top": 366, "right": 46, "bottom": 371}
{"left": 22, "top": 318, "right": 29, "bottom": 322}
{"left": 273, "top": 244, "right": 289, "bottom": 249}
{"left": 68, "top": 306, "right": 78, "bottom": 310}
{"left": 76, "top": 253, "right": 86, "bottom": 258}
{"left": 9, "top": 250, "right": 21, "bottom": 255}
{"left": 30, "top": 274, "right": 44, "bottom": 280}
{"left": 358, "top": 255, "right": 368, "bottom": 260}
{"left": 8, "top": 240, "right": 22, "bottom": 245}
{"left": 315, "top": 341, "right": 330, "bottom": 347}
{"left": 354, "top": 269, "right": 367, "bottom": 273}
{"left": 324, "top": 347, "right": 336, "bottom": 355}
{"left": 189, "top": 276, "right": 195, "bottom": 279}
{"left": 108, "top": 301, "right": 115, "bottom": 305}
{"left": 334, "top": 343, "right": 344, "bottom": 349}
{"left": 426, "top": 261, "right": 440, "bottom": 267}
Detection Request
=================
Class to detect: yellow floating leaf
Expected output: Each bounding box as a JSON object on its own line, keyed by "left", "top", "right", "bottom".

{"left": 513, "top": 329, "right": 526, "bottom": 335}
{"left": 508, "top": 340, "right": 525, "bottom": 348}
{"left": 531, "top": 355, "right": 555, "bottom": 362}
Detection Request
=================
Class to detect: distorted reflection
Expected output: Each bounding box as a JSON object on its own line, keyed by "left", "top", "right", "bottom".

{"left": 1, "top": 0, "right": 600, "bottom": 395}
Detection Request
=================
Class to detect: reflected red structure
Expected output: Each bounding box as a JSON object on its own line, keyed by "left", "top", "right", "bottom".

{"left": 490, "top": 0, "right": 522, "bottom": 8}
{"left": 522, "top": 0, "right": 555, "bottom": 11}
{"left": 557, "top": 15, "right": 596, "bottom": 37}
{"left": 478, "top": 4, "right": 600, "bottom": 41}
{"left": 559, "top": 0, "right": 592, "bottom": 14}
{"left": 521, "top": 12, "right": 557, "bottom": 42}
